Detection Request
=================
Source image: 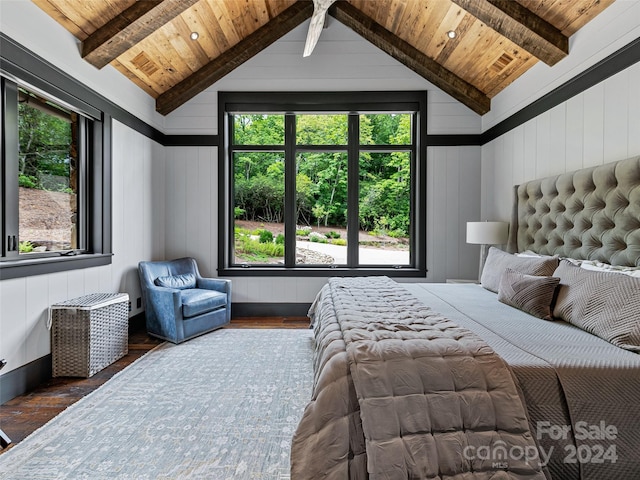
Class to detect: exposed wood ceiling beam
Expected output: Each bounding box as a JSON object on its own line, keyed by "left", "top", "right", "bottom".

{"left": 450, "top": 0, "right": 568, "bottom": 66}
{"left": 156, "top": 1, "right": 314, "bottom": 115}
{"left": 329, "top": 2, "right": 490, "bottom": 115}
{"left": 82, "top": 0, "right": 200, "bottom": 69}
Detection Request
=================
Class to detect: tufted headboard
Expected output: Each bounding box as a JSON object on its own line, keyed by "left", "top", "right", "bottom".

{"left": 507, "top": 155, "right": 640, "bottom": 266}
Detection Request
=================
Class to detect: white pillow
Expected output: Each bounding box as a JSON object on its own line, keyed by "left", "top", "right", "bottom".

{"left": 541, "top": 257, "right": 640, "bottom": 278}
{"left": 577, "top": 260, "right": 640, "bottom": 278}
{"left": 514, "top": 250, "right": 544, "bottom": 258}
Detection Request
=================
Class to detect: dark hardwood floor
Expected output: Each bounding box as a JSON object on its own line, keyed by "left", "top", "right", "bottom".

{"left": 0, "top": 316, "right": 309, "bottom": 451}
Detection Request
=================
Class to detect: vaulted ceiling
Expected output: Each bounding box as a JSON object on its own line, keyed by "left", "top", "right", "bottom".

{"left": 33, "top": 0, "right": 615, "bottom": 116}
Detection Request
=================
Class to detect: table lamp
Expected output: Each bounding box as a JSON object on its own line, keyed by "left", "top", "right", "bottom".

{"left": 466, "top": 221, "right": 509, "bottom": 280}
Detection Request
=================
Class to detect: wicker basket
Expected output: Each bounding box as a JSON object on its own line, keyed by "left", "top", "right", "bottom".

{"left": 50, "top": 293, "right": 129, "bottom": 377}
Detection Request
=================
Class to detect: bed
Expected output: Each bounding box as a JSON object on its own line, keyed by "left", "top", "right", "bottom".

{"left": 291, "top": 155, "right": 640, "bottom": 480}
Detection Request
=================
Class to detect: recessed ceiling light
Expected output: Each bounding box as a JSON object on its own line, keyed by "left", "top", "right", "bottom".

{"left": 447, "top": 30, "right": 457, "bottom": 39}
{"left": 190, "top": 32, "right": 199, "bottom": 41}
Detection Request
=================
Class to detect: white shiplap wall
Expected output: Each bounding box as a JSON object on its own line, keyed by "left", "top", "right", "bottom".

{"left": 111, "top": 121, "right": 167, "bottom": 297}
{"left": 481, "top": 62, "right": 640, "bottom": 223}
{"left": 163, "top": 147, "right": 217, "bottom": 271}
{"left": 162, "top": 20, "right": 483, "bottom": 302}
{"left": 0, "top": 121, "right": 165, "bottom": 374}
{"left": 427, "top": 147, "right": 482, "bottom": 281}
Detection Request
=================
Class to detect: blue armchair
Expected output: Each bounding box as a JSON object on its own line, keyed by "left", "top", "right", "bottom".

{"left": 138, "top": 257, "right": 231, "bottom": 343}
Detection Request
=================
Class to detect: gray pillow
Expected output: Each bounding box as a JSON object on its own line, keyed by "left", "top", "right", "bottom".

{"left": 481, "top": 247, "right": 559, "bottom": 293}
{"left": 497, "top": 268, "right": 560, "bottom": 320}
{"left": 155, "top": 273, "right": 196, "bottom": 289}
{"left": 553, "top": 260, "right": 640, "bottom": 352}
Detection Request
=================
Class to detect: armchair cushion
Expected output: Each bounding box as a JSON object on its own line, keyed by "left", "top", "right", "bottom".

{"left": 181, "top": 289, "right": 227, "bottom": 318}
{"left": 155, "top": 273, "right": 196, "bottom": 290}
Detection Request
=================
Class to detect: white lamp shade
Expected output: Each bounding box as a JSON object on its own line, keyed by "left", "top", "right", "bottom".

{"left": 466, "top": 221, "right": 509, "bottom": 245}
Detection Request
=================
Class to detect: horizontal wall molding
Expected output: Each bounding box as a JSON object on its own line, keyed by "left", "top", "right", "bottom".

{"left": 232, "top": 302, "right": 311, "bottom": 318}
{"left": 0, "top": 354, "right": 51, "bottom": 404}
{"left": 426, "top": 134, "right": 481, "bottom": 146}
{"left": 163, "top": 135, "right": 219, "bottom": 147}
{"left": 481, "top": 36, "right": 640, "bottom": 144}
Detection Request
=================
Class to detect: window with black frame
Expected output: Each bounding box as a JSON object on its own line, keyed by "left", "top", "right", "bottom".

{"left": 0, "top": 75, "right": 104, "bottom": 276}
{"left": 218, "top": 92, "right": 426, "bottom": 277}
{"left": 16, "top": 87, "right": 83, "bottom": 255}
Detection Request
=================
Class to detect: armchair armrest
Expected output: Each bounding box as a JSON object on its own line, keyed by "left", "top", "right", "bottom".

{"left": 197, "top": 277, "right": 232, "bottom": 324}
{"left": 147, "top": 285, "right": 183, "bottom": 318}
{"left": 197, "top": 277, "right": 231, "bottom": 295}
{"left": 146, "top": 285, "right": 184, "bottom": 340}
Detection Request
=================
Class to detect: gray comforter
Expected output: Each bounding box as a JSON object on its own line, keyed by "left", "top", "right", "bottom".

{"left": 291, "top": 277, "right": 547, "bottom": 479}
{"left": 405, "top": 283, "right": 640, "bottom": 480}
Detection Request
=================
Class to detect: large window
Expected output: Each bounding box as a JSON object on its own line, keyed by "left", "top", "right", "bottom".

{"left": 218, "top": 92, "right": 426, "bottom": 276}
{"left": 1, "top": 71, "right": 110, "bottom": 279}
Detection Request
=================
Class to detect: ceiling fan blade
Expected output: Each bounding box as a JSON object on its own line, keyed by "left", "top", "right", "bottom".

{"left": 303, "top": 0, "right": 337, "bottom": 57}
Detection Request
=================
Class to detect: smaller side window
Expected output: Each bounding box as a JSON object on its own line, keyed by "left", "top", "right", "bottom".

{"left": 17, "top": 87, "right": 83, "bottom": 255}
{"left": 1, "top": 42, "right": 113, "bottom": 280}
{"left": 0, "top": 74, "right": 108, "bottom": 280}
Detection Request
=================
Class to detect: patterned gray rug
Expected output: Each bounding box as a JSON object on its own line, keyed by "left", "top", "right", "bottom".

{"left": 0, "top": 329, "right": 314, "bottom": 479}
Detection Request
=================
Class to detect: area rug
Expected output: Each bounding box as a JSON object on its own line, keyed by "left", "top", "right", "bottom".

{"left": 0, "top": 329, "right": 314, "bottom": 479}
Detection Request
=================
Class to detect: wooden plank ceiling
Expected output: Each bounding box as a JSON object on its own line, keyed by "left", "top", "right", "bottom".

{"left": 33, "top": 0, "right": 614, "bottom": 116}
